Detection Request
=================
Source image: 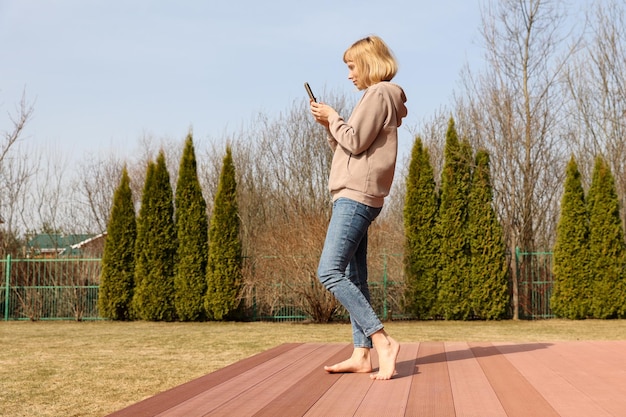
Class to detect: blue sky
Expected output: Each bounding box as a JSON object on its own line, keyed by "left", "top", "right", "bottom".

{"left": 1, "top": 0, "right": 484, "bottom": 161}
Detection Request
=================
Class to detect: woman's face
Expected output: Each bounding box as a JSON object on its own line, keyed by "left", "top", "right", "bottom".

{"left": 347, "top": 61, "right": 364, "bottom": 90}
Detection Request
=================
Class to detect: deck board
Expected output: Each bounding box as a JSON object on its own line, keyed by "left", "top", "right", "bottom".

{"left": 530, "top": 341, "right": 626, "bottom": 417}
{"left": 255, "top": 344, "right": 351, "bottom": 417}
{"left": 107, "top": 340, "right": 626, "bottom": 417}
{"left": 354, "top": 342, "right": 419, "bottom": 417}
{"left": 303, "top": 371, "right": 373, "bottom": 417}
{"left": 470, "top": 342, "right": 561, "bottom": 417}
{"left": 405, "top": 342, "right": 455, "bottom": 417}
{"left": 492, "top": 342, "right": 612, "bottom": 417}
{"left": 445, "top": 342, "right": 507, "bottom": 417}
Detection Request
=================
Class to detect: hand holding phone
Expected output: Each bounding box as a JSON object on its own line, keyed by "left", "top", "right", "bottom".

{"left": 304, "top": 82, "right": 316, "bottom": 102}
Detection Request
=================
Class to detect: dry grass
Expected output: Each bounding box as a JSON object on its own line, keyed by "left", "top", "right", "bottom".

{"left": 2, "top": 319, "right": 626, "bottom": 417}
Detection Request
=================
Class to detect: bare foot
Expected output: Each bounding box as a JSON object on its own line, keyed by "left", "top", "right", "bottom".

{"left": 324, "top": 347, "right": 373, "bottom": 373}
{"left": 370, "top": 332, "right": 400, "bottom": 380}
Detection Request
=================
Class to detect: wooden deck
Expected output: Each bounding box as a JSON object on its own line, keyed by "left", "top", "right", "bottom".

{"left": 107, "top": 341, "right": 626, "bottom": 417}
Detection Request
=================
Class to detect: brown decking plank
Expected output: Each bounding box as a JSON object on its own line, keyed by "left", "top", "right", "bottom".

{"left": 253, "top": 343, "right": 352, "bottom": 417}
{"left": 523, "top": 341, "right": 626, "bottom": 417}
{"left": 303, "top": 372, "right": 374, "bottom": 417}
{"left": 405, "top": 341, "right": 456, "bottom": 417}
{"left": 354, "top": 342, "right": 420, "bottom": 417}
{"left": 108, "top": 340, "right": 626, "bottom": 417}
{"left": 590, "top": 340, "right": 626, "bottom": 358}
{"left": 562, "top": 340, "right": 626, "bottom": 374}
{"left": 206, "top": 343, "right": 349, "bottom": 416}
{"left": 445, "top": 342, "right": 507, "bottom": 417}
{"left": 492, "top": 342, "right": 614, "bottom": 417}
{"left": 106, "top": 343, "right": 302, "bottom": 417}
{"left": 154, "top": 343, "right": 332, "bottom": 416}
{"left": 550, "top": 340, "right": 624, "bottom": 371}
{"left": 469, "top": 342, "right": 560, "bottom": 417}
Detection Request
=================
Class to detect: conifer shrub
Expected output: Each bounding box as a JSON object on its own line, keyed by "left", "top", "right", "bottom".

{"left": 133, "top": 151, "right": 177, "bottom": 321}
{"left": 205, "top": 146, "right": 243, "bottom": 320}
{"left": 98, "top": 167, "right": 136, "bottom": 320}
{"left": 436, "top": 118, "right": 472, "bottom": 319}
{"left": 403, "top": 137, "right": 439, "bottom": 319}
{"left": 174, "top": 134, "right": 209, "bottom": 321}
{"left": 587, "top": 156, "right": 626, "bottom": 318}
{"left": 551, "top": 156, "right": 590, "bottom": 319}
{"left": 468, "top": 150, "right": 508, "bottom": 319}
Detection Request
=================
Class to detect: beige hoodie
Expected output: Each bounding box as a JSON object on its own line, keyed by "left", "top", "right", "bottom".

{"left": 326, "top": 81, "right": 408, "bottom": 208}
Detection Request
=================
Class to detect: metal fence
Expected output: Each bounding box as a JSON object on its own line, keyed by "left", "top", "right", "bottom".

{"left": 1, "top": 255, "right": 102, "bottom": 321}
{"left": 516, "top": 249, "right": 554, "bottom": 319}
{"left": 1, "top": 251, "right": 556, "bottom": 321}
{"left": 0, "top": 254, "right": 405, "bottom": 321}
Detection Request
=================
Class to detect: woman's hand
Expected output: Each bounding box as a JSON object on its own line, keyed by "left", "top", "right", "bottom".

{"left": 310, "top": 100, "right": 337, "bottom": 128}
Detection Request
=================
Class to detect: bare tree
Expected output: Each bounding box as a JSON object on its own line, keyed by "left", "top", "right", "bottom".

{"left": 73, "top": 153, "right": 126, "bottom": 233}
{"left": 199, "top": 91, "right": 354, "bottom": 255}
{"left": 0, "top": 147, "right": 38, "bottom": 255}
{"left": 1, "top": 90, "right": 34, "bottom": 166}
{"left": 458, "top": 0, "right": 581, "bottom": 251}
{"left": 0, "top": 90, "right": 36, "bottom": 254}
{"left": 564, "top": 0, "right": 626, "bottom": 232}
{"left": 28, "top": 147, "right": 73, "bottom": 234}
{"left": 454, "top": 0, "right": 582, "bottom": 318}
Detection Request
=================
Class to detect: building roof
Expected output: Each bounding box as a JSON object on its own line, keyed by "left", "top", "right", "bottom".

{"left": 26, "top": 233, "right": 106, "bottom": 256}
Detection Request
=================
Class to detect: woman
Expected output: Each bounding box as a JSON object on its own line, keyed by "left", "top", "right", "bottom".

{"left": 310, "top": 35, "right": 407, "bottom": 380}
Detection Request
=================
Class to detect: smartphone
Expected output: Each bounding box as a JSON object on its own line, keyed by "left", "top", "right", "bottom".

{"left": 304, "top": 82, "right": 316, "bottom": 102}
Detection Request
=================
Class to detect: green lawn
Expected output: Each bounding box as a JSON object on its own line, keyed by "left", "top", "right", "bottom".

{"left": 2, "top": 320, "right": 626, "bottom": 417}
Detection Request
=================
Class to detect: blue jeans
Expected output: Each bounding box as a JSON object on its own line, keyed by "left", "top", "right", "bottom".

{"left": 317, "top": 198, "right": 383, "bottom": 348}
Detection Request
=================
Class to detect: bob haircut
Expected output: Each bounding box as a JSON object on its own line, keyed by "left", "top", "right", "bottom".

{"left": 343, "top": 36, "right": 398, "bottom": 89}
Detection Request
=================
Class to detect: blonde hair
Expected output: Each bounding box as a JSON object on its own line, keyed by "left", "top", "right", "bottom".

{"left": 343, "top": 35, "right": 398, "bottom": 88}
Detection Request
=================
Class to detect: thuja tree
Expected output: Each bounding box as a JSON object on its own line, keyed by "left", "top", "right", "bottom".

{"left": 174, "top": 133, "right": 209, "bottom": 321}
{"left": 98, "top": 166, "right": 136, "bottom": 320}
{"left": 436, "top": 118, "right": 472, "bottom": 319}
{"left": 133, "top": 151, "right": 178, "bottom": 321}
{"left": 587, "top": 156, "right": 626, "bottom": 319}
{"left": 403, "top": 136, "right": 439, "bottom": 319}
{"left": 131, "top": 160, "right": 155, "bottom": 319}
{"left": 468, "top": 150, "right": 508, "bottom": 319}
{"left": 205, "top": 146, "right": 243, "bottom": 320}
{"left": 551, "top": 156, "right": 590, "bottom": 319}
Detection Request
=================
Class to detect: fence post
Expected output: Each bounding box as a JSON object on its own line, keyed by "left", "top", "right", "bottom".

{"left": 4, "top": 255, "right": 10, "bottom": 321}
{"left": 512, "top": 247, "right": 520, "bottom": 320}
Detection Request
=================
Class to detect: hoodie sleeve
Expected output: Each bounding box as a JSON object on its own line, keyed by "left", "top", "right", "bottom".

{"left": 326, "top": 88, "right": 389, "bottom": 155}
{"left": 326, "top": 132, "right": 338, "bottom": 151}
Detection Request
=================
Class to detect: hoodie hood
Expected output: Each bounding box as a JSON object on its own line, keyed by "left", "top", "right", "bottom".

{"left": 385, "top": 82, "right": 408, "bottom": 127}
